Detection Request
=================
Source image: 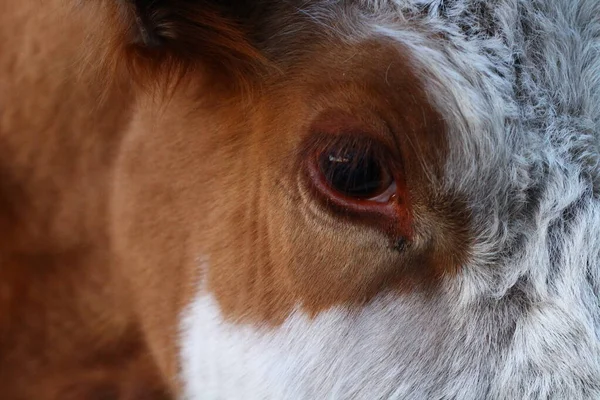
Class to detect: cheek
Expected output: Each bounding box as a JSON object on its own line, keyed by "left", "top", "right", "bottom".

{"left": 110, "top": 104, "right": 216, "bottom": 387}
{"left": 178, "top": 279, "right": 310, "bottom": 399}
{"left": 179, "top": 287, "right": 286, "bottom": 399}
{"left": 270, "top": 200, "right": 402, "bottom": 305}
{"left": 178, "top": 280, "right": 446, "bottom": 400}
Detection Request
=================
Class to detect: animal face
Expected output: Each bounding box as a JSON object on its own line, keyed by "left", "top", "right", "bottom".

{"left": 102, "top": 1, "right": 600, "bottom": 397}
{"left": 108, "top": 0, "right": 477, "bottom": 391}
{"left": 5, "top": 0, "right": 599, "bottom": 398}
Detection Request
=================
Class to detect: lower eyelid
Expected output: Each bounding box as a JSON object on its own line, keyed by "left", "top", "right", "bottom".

{"left": 368, "top": 181, "right": 397, "bottom": 203}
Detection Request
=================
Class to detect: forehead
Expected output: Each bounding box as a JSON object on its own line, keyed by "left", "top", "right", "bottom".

{"left": 199, "top": 0, "right": 500, "bottom": 162}
{"left": 251, "top": 1, "right": 428, "bottom": 59}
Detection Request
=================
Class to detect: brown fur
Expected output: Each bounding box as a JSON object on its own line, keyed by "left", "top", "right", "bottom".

{"left": 203, "top": 39, "right": 471, "bottom": 323}
{"left": 0, "top": 0, "right": 472, "bottom": 397}
{"left": 85, "top": 0, "right": 269, "bottom": 97}
{"left": 110, "top": 37, "right": 472, "bottom": 392}
{"left": 0, "top": 1, "right": 169, "bottom": 398}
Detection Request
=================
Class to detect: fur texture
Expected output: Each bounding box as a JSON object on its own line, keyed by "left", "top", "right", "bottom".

{"left": 2, "top": 0, "right": 600, "bottom": 398}
{"left": 180, "top": 0, "right": 600, "bottom": 398}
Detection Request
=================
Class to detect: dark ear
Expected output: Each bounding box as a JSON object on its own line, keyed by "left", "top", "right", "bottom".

{"left": 114, "top": 0, "right": 266, "bottom": 78}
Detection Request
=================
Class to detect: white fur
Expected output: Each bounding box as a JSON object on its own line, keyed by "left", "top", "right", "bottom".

{"left": 180, "top": 0, "right": 600, "bottom": 398}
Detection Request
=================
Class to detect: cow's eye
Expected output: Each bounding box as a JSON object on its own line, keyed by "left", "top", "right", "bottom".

{"left": 317, "top": 139, "right": 394, "bottom": 200}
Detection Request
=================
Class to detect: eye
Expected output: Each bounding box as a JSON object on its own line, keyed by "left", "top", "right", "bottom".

{"left": 316, "top": 138, "right": 395, "bottom": 201}
{"left": 303, "top": 129, "right": 412, "bottom": 240}
{"left": 302, "top": 112, "right": 413, "bottom": 240}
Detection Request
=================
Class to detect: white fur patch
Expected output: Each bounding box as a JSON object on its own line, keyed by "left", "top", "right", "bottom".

{"left": 179, "top": 290, "right": 447, "bottom": 400}
{"left": 179, "top": 269, "right": 600, "bottom": 399}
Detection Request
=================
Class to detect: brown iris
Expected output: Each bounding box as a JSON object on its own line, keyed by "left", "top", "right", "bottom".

{"left": 316, "top": 137, "right": 394, "bottom": 200}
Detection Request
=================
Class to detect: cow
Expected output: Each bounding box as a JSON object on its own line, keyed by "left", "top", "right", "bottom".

{"left": 1, "top": 0, "right": 599, "bottom": 398}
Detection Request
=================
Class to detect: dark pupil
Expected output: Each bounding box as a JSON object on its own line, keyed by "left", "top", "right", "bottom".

{"left": 319, "top": 149, "right": 384, "bottom": 198}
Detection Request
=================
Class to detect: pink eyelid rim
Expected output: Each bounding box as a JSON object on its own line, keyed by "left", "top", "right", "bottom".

{"left": 367, "top": 181, "right": 397, "bottom": 203}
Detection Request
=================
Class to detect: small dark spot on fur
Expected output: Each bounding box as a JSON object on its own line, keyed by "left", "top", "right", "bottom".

{"left": 393, "top": 237, "right": 408, "bottom": 252}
